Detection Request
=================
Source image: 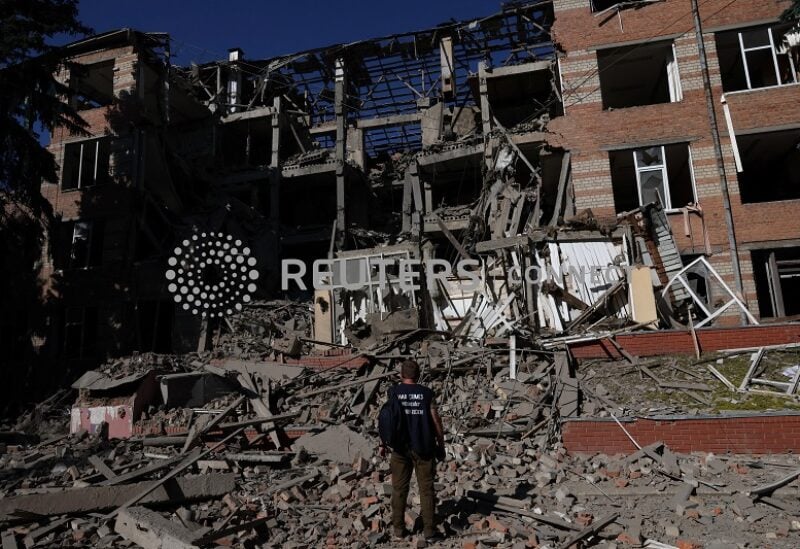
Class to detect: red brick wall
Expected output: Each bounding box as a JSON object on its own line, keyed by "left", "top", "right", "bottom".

{"left": 550, "top": 0, "right": 800, "bottom": 318}
{"left": 563, "top": 413, "right": 800, "bottom": 454}
{"left": 569, "top": 322, "right": 800, "bottom": 358}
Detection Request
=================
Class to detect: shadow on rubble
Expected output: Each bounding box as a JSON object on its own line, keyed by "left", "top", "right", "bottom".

{"left": 436, "top": 483, "right": 537, "bottom": 535}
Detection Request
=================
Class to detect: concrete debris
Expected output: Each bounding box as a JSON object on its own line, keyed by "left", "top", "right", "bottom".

{"left": 2, "top": 3, "right": 800, "bottom": 547}
{"left": 114, "top": 506, "right": 200, "bottom": 549}
{"left": 2, "top": 339, "right": 800, "bottom": 547}
{"left": 294, "top": 424, "right": 373, "bottom": 464}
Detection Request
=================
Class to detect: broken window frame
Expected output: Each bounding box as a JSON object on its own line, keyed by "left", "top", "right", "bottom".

{"left": 718, "top": 25, "right": 799, "bottom": 92}
{"left": 630, "top": 144, "right": 697, "bottom": 211}
{"left": 739, "top": 27, "right": 797, "bottom": 90}
{"left": 753, "top": 248, "right": 800, "bottom": 318}
{"left": 61, "top": 137, "right": 110, "bottom": 190}
{"left": 661, "top": 256, "right": 759, "bottom": 328}
{"left": 66, "top": 219, "right": 104, "bottom": 270}
{"left": 597, "top": 40, "right": 683, "bottom": 110}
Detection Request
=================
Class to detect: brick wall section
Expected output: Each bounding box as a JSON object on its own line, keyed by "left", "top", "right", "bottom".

{"left": 562, "top": 414, "right": 800, "bottom": 454}
{"left": 568, "top": 322, "right": 800, "bottom": 358}
{"left": 550, "top": 0, "right": 800, "bottom": 319}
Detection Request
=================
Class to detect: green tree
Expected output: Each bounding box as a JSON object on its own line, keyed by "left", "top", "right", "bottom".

{"left": 783, "top": 0, "right": 800, "bottom": 25}
{"left": 0, "top": 0, "right": 90, "bottom": 212}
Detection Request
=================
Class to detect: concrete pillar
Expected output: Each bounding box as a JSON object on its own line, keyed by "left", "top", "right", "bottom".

{"left": 478, "top": 61, "right": 493, "bottom": 169}
{"left": 268, "top": 95, "right": 282, "bottom": 287}
{"left": 335, "top": 58, "right": 348, "bottom": 249}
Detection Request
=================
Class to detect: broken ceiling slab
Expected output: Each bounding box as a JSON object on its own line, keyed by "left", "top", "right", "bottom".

{"left": 294, "top": 424, "right": 372, "bottom": 464}
{"left": 72, "top": 370, "right": 152, "bottom": 392}
{"left": 481, "top": 60, "right": 553, "bottom": 80}
{"left": 416, "top": 142, "right": 483, "bottom": 166}
{"left": 281, "top": 159, "right": 337, "bottom": 178}
{"left": 214, "top": 359, "right": 304, "bottom": 383}
{"left": 159, "top": 372, "right": 238, "bottom": 408}
{"left": 115, "top": 506, "right": 201, "bottom": 549}
{"left": 0, "top": 474, "right": 236, "bottom": 520}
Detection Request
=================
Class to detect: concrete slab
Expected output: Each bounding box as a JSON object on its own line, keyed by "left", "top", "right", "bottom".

{"left": 294, "top": 424, "right": 372, "bottom": 464}
{"left": 0, "top": 474, "right": 235, "bottom": 520}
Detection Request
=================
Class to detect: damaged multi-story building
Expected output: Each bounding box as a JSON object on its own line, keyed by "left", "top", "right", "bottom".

{"left": 36, "top": 0, "right": 800, "bottom": 368}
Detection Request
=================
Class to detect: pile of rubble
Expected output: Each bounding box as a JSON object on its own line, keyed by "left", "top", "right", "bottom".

{"left": 2, "top": 321, "right": 800, "bottom": 548}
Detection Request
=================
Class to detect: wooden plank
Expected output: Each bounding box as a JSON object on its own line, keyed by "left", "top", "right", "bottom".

{"left": 89, "top": 455, "right": 118, "bottom": 482}
{"left": 628, "top": 266, "right": 658, "bottom": 326}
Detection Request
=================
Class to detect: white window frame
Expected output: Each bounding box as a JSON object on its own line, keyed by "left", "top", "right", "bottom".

{"left": 738, "top": 27, "right": 798, "bottom": 90}
{"left": 667, "top": 43, "right": 683, "bottom": 102}
{"left": 70, "top": 220, "right": 94, "bottom": 269}
{"left": 632, "top": 144, "right": 698, "bottom": 211}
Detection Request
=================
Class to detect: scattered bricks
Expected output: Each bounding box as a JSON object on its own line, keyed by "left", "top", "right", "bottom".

{"left": 616, "top": 532, "right": 639, "bottom": 545}
{"left": 677, "top": 540, "right": 703, "bottom": 549}
{"left": 487, "top": 515, "right": 509, "bottom": 535}
{"left": 613, "top": 478, "right": 629, "bottom": 488}
{"left": 361, "top": 495, "right": 378, "bottom": 507}
{"left": 352, "top": 456, "right": 370, "bottom": 475}
{"left": 352, "top": 516, "right": 367, "bottom": 533}
{"left": 575, "top": 512, "right": 593, "bottom": 527}
{"left": 462, "top": 541, "right": 478, "bottom": 549}
{"left": 685, "top": 509, "right": 701, "bottom": 521}
{"left": 602, "top": 467, "right": 621, "bottom": 479}
{"left": 405, "top": 510, "right": 420, "bottom": 530}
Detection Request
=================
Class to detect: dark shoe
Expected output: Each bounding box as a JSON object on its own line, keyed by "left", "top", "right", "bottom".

{"left": 424, "top": 530, "right": 444, "bottom": 543}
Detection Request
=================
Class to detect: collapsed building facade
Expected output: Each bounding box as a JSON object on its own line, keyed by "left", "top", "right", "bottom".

{"left": 36, "top": 0, "right": 800, "bottom": 365}
{"left": 3, "top": 1, "right": 800, "bottom": 547}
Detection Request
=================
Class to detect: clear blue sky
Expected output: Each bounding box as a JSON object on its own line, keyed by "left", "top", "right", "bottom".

{"left": 75, "top": 0, "right": 503, "bottom": 64}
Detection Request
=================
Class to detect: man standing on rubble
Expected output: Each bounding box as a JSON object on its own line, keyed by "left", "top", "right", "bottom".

{"left": 384, "top": 359, "right": 445, "bottom": 541}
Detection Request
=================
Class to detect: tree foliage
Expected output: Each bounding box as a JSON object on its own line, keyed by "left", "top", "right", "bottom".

{"left": 783, "top": 0, "right": 800, "bottom": 24}
{"left": 0, "top": 0, "right": 90, "bottom": 211}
